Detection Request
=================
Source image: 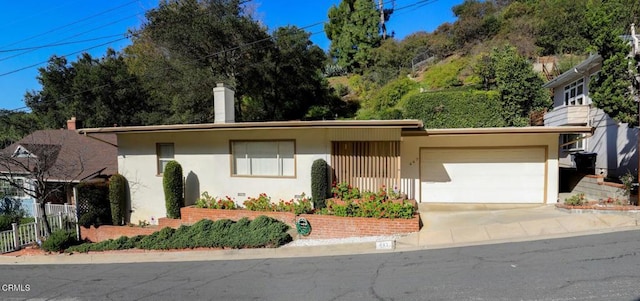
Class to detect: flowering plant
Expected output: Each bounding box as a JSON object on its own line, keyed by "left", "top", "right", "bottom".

{"left": 195, "top": 192, "right": 237, "bottom": 209}
{"left": 331, "top": 182, "right": 361, "bottom": 201}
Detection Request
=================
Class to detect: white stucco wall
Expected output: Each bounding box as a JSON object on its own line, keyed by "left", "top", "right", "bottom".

{"left": 117, "top": 128, "right": 401, "bottom": 223}
{"left": 401, "top": 133, "right": 560, "bottom": 204}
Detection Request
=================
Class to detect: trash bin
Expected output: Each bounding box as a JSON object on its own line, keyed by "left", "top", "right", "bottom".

{"left": 572, "top": 152, "right": 597, "bottom": 174}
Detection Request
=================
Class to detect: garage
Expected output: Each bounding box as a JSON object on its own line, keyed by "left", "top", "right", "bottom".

{"left": 420, "top": 147, "right": 547, "bottom": 203}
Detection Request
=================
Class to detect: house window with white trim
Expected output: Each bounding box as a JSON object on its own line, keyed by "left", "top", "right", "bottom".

{"left": 232, "top": 141, "right": 295, "bottom": 177}
{"left": 563, "top": 78, "right": 585, "bottom": 105}
{"left": 561, "top": 134, "right": 586, "bottom": 151}
{"left": 156, "top": 143, "right": 174, "bottom": 175}
{"left": 0, "top": 179, "right": 25, "bottom": 198}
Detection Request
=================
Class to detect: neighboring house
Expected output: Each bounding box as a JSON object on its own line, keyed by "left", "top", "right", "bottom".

{"left": 543, "top": 54, "right": 639, "bottom": 178}
{"left": 0, "top": 121, "right": 117, "bottom": 216}
{"left": 78, "top": 84, "right": 591, "bottom": 224}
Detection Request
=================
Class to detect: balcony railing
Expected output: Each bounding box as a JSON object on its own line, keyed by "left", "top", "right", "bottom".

{"left": 544, "top": 105, "right": 590, "bottom": 126}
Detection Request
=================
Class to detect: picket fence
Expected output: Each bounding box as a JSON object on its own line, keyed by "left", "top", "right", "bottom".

{"left": 1, "top": 204, "right": 77, "bottom": 254}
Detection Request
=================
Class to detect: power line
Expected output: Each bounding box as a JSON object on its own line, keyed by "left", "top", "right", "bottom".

{"left": 0, "top": 0, "right": 139, "bottom": 50}
{"left": 2, "top": 0, "right": 439, "bottom": 101}
{"left": 0, "top": 34, "right": 125, "bottom": 53}
{"left": 0, "top": 37, "right": 128, "bottom": 77}
{"left": 0, "top": 12, "right": 144, "bottom": 62}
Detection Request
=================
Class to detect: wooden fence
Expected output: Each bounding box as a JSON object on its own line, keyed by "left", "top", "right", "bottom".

{"left": 331, "top": 141, "right": 401, "bottom": 193}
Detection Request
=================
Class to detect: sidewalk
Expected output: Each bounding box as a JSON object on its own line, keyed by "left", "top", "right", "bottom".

{"left": 2, "top": 204, "right": 639, "bottom": 265}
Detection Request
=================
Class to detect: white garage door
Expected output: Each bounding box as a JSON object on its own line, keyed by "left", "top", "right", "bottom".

{"left": 420, "top": 147, "right": 546, "bottom": 203}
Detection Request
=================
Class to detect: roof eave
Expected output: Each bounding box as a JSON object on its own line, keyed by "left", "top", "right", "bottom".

{"left": 543, "top": 54, "right": 603, "bottom": 89}
{"left": 402, "top": 126, "right": 593, "bottom": 136}
{"left": 77, "top": 120, "right": 425, "bottom": 134}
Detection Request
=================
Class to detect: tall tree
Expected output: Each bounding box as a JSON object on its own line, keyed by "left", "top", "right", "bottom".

{"left": 325, "top": 0, "right": 383, "bottom": 73}
{"left": 491, "top": 45, "right": 550, "bottom": 126}
{"left": 586, "top": 0, "right": 638, "bottom": 126}
{"left": 0, "top": 111, "right": 41, "bottom": 146}
{"left": 24, "top": 50, "right": 151, "bottom": 128}
{"left": 450, "top": 0, "right": 501, "bottom": 50}
{"left": 129, "top": 0, "right": 346, "bottom": 122}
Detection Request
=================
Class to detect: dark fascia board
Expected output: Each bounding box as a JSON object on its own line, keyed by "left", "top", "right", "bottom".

{"left": 402, "top": 126, "right": 594, "bottom": 136}
{"left": 77, "top": 119, "right": 425, "bottom": 134}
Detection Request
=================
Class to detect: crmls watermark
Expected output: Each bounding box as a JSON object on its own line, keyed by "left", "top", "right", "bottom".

{"left": 1, "top": 284, "right": 30, "bottom": 292}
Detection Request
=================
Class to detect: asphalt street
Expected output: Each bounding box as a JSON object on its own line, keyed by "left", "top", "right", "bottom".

{"left": 2, "top": 230, "right": 640, "bottom": 300}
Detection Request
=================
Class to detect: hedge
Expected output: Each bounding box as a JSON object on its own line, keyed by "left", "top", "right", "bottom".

{"left": 402, "top": 90, "right": 507, "bottom": 128}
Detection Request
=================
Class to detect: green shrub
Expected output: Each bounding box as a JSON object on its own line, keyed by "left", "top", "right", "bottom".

{"left": 42, "top": 230, "right": 78, "bottom": 252}
{"left": 0, "top": 198, "right": 27, "bottom": 231}
{"left": 163, "top": 160, "right": 184, "bottom": 219}
{"left": 67, "top": 217, "right": 292, "bottom": 252}
{"left": 311, "top": 159, "right": 329, "bottom": 209}
{"left": 564, "top": 193, "right": 586, "bottom": 206}
{"left": 0, "top": 215, "right": 13, "bottom": 231}
{"left": 421, "top": 57, "right": 468, "bottom": 90}
{"left": 109, "top": 174, "right": 127, "bottom": 225}
{"left": 76, "top": 182, "right": 111, "bottom": 227}
{"left": 368, "top": 76, "right": 418, "bottom": 112}
{"left": 403, "top": 90, "right": 507, "bottom": 128}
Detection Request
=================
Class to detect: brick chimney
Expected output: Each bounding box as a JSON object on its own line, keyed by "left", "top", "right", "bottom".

{"left": 67, "top": 117, "right": 78, "bottom": 130}
{"left": 213, "top": 83, "right": 235, "bottom": 123}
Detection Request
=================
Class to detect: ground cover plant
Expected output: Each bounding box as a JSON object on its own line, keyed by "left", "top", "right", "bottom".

{"left": 66, "top": 216, "right": 291, "bottom": 253}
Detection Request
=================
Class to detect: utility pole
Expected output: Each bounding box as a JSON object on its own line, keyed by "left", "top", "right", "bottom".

{"left": 379, "top": 0, "right": 386, "bottom": 39}
{"left": 632, "top": 23, "right": 640, "bottom": 202}
{"left": 378, "top": 0, "right": 394, "bottom": 39}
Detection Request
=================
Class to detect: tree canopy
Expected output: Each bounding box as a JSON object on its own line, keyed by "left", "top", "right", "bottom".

{"left": 325, "top": 0, "right": 384, "bottom": 73}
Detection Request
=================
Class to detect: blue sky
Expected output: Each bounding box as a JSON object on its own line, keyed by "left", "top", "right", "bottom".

{"left": 0, "top": 0, "right": 462, "bottom": 111}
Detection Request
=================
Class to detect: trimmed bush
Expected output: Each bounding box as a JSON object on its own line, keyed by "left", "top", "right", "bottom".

{"left": 163, "top": 160, "right": 184, "bottom": 219}
{"left": 76, "top": 182, "right": 111, "bottom": 227}
{"left": 311, "top": 159, "right": 329, "bottom": 209}
{"left": 403, "top": 90, "right": 507, "bottom": 128}
{"left": 66, "top": 216, "right": 292, "bottom": 253}
{"left": 42, "top": 230, "right": 78, "bottom": 252}
{"left": 109, "top": 174, "right": 127, "bottom": 225}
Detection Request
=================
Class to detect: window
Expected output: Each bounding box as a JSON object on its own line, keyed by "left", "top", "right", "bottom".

{"left": 561, "top": 134, "right": 586, "bottom": 151}
{"left": 0, "top": 179, "right": 25, "bottom": 198}
{"left": 563, "top": 78, "right": 585, "bottom": 105}
{"left": 232, "top": 141, "right": 295, "bottom": 177}
{"left": 156, "top": 143, "right": 174, "bottom": 175}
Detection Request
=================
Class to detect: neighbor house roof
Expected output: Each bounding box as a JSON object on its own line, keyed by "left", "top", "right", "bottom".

{"left": 543, "top": 54, "right": 603, "bottom": 89}
{"left": 0, "top": 129, "right": 117, "bottom": 182}
{"left": 77, "top": 119, "right": 426, "bottom": 134}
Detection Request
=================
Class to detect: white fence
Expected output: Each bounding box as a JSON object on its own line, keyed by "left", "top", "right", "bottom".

{"left": 33, "top": 203, "right": 76, "bottom": 220}
{"left": 1, "top": 203, "right": 77, "bottom": 254}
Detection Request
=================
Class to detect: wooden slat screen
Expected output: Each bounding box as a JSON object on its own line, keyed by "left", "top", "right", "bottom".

{"left": 331, "top": 141, "right": 400, "bottom": 193}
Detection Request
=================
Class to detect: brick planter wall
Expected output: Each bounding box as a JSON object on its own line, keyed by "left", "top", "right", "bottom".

{"left": 180, "top": 207, "right": 296, "bottom": 226}
{"left": 81, "top": 207, "right": 421, "bottom": 243}
{"left": 80, "top": 225, "right": 159, "bottom": 242}
{"left": 297, "top": 214, "right": 420, "bottom": 239}
{"left": 179, "top": 206, "right": 421, "bottom": 239}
